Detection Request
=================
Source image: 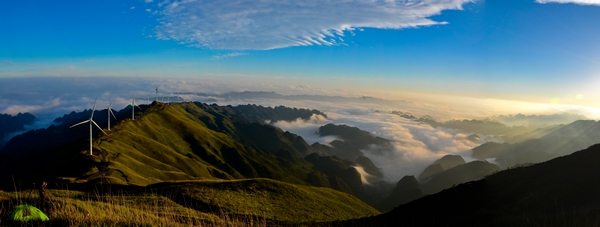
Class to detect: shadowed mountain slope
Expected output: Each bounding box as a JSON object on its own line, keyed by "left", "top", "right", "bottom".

{"left": 377, "top": 176, "right": 425, "bottom": 212}
{"left": 333, "top": 143, "right": 600, "bottom": 226}
{"left": 420, "top": 160, "right": 500, "bottom": 194}
{"left": 417, "top": 155, "right": 465, "bottom": 182}
{"left": 313, "top": 124, "right": 393, "bottom": 161}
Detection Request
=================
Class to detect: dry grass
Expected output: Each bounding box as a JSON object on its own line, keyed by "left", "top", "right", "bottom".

{"left": 0, "top": 188, "right": 273, "bottom": 227}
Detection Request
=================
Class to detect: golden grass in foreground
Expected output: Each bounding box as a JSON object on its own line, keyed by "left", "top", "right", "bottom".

{"left": 0, "top": 188, "right": 272, "bottom": 226}
{"left": 0, "top": 179, "right": 379, "bottom": 226}
{"left": 165, "top": 178, "right": 381, "bottom": 222}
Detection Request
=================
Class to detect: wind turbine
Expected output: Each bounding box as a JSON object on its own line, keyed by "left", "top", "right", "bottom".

{"left": 147, "top": 92, "right": 150, "bottom": 105}
{"left": 107, "top": 101, "right": 117, "bottom": 131}
{"left": 70, "top": 97, "right": 107, "bottom": 155}
{"left": 155, "top": 86, "right": 159, "bottom": 102}
{"left": 131, "top": 95, "right": 142, "bottom": 120}
{"left": 178, "top": 92, "right": 184, "bottom": 103}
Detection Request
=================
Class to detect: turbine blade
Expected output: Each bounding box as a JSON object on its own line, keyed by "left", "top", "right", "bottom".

{"left": 109, "top": 109, "right": 117, "bottom": 120}
{"left": 70, "top": 120, "right": 90, "bottom": 128}
{"left": 92, "top": 120, "right": 108, "bottom": 135}
{"left": 91, "top": 97, "right": 98, "bottom": 119}
{"left": 136, "top": 105, "right": 142, "bottom": 110}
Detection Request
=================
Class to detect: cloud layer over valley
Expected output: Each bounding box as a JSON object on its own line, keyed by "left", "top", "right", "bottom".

{"left": 270, "top": 102, "right": 493, "bottom": 182}
{"left": 0, "top": 77, "right": 595, "bottom": 183}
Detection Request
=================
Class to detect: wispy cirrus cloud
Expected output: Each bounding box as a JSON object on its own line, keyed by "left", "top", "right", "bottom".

{"left": 535, "top": 0, "right": 600, "bottom": 5}
{"left": 151, "top": 0, "right": 473, "bottom": 50}
{"left": 211, "top": 52, "right": 247, "bottom": 60}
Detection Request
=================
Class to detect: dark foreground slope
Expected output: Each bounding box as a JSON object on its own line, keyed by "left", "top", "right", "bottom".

{"left": 333, "top": 144, "right": 600, "bottom": 226}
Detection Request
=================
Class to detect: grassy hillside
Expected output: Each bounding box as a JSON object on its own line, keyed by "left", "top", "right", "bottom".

{"left": 82, "top": 102, "right": 314, "bottom": 186}
{"left": 0, "top": 101, "right": 382, "bottom": 225}
{"left": 157, "top": 178, "right": 380, "bottom": 222}
{"left": 0, "top": 179, "right": 379, "bottom": 226}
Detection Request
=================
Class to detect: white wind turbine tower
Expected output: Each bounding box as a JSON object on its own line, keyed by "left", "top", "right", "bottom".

{"left": 147, "top": 93, "right": 150, "bottom": 105}
{"left": 70, "top": 97, "right": 108, "bottom": 155}
{"left": 107, "top": 101, "right": 117, "bottom": 131}
{"left": 131, "top": 95, "right": 142, "bottom": 120}
{"left": 155, "top": 86, "right": 159, "bottom": 102}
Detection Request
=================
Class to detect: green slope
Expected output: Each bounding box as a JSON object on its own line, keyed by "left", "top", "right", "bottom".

{"left": 90, "top": 102, "right": 310, "bottom": 186}
{"left": 0, "top": 102, "right": 381, "bottom": 225}
{"left": 156, "top": 178, "right": 380, "bottom": 222}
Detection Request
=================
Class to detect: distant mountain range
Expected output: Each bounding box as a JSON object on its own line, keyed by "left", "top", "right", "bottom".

{"left": 471, "top": 120, "right": 600, "bottom": 168}
{"left": 0, "top": 112, "right": 35, "bottom": 147}
{"left": 392, "top": 110, "right": 587, "bottom": 143}
{"left": 185, "top": 91, "right": 409, "bottom": 105}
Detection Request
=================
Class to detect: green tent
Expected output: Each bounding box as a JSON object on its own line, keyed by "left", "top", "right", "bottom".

{"left": 9, "top": 205, "right": 49, "bottom": 222}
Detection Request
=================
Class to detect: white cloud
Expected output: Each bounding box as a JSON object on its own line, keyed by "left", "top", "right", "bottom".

{"left": 145, "top": 0, "right": 154, "bottom": 3}
{"left": 130, "top": 6, "right": 136, "bottom": 10}
{"left": 211, "top": 52, "right": 247, "bottom": 60}
{"left": 152, "top": 0, "right": 473, "bottom": 50}
{"left": 536, "top": 0, "right": 600, "bottom": 5}
{"left": 267, "top": 101, "right": 492, "bottom": 182}
{"left": 1, "top": 98, "right": 62, "bottom": 115}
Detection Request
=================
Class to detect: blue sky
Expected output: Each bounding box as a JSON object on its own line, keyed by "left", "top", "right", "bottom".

{"left": 2, "top": 0, "right": 600, "bottom": 108}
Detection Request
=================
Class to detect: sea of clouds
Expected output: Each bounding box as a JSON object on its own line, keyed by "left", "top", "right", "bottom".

{"left": 0, "top": 77, "right": 594, "bottom": 183}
